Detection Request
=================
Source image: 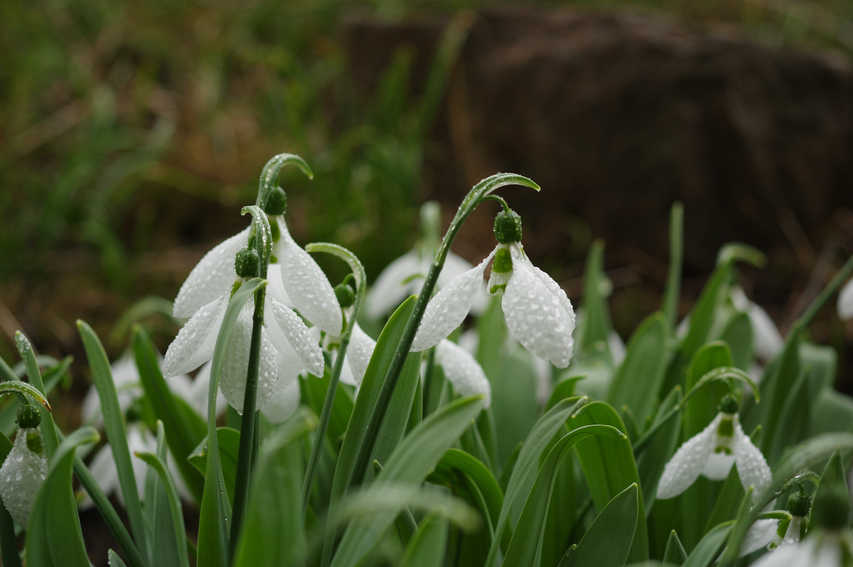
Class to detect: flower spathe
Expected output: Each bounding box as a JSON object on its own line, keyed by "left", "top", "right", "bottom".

{"left": 656, "top": 410, "right": 771, "bottom": 500}
{"left": 0, "top": 428, "right": 47, "bottom": 526}
{"left": 411, "top": 243, "right": 575, "bottom": 368}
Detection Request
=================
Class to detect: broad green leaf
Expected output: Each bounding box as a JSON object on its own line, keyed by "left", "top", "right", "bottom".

{"left": 330, "top": 396, "right": 485, "bottom": 567}
{"left": 568, "top": 401, "right": 648, "bottom": 561}
{"left": 577, "top": 241, "right": 614, "bottom": 363}
{"left": 545, "top": 376, "right": 585, "bottom": 411}
{"left": 540, "top": 446, "right": 577, "bottom": 567}
{"left": 812, "top": 452, "right": 849, "bottom": 526}
{"left": 431, "top": 449, "right": 503, "bottom": 534}
{"left": 77, "top": 320, "right": 148, "bottom": 554}
{"left": 188, "top": 427, "right": 240, "bottom": 502}
{"left": 682, "top": 522, "right": 731, "bottom": 567}
{"left": 400, "top": 516, "right": 448, "bottom": 567}
{"left": 109, "top": 549, "right": 129, "bottom": 567}
{"left": 370, "top": 352, "right": 421, "bottom": 469}
{"left": 133, "top": 327, "right": 204, "bottom": 501}
{"left": 563, "top": 483, "right": 639, "bottom": 567}
{"left": 0, "top": 381, "right": 51, "bottom": 410}
{"left": 197, "top": 277, "right": 264, "bottom": 567}
{"left": 504, "top": 425, "right": 628, "bottom": 567}
{"left": 718, "top": 312, "right": 753, "bottom": 370}
{"left": 300, "top": 368, "right": 354, "bottom": 443}
{"left": 143, "top": 422, "right": 183, "bottom": 567}
{"left": 26, "top": 427, "right": 99, "bottom": 567}
{"left": 608, "top": 312, "right": 670, "bottom": 425}
{"left": 233, "top": 409, "right": 316, "bottom": 567}
{"left": 683, "top": 342, "right": 732, "bottom": 438}
{"left": 664, "top": 530, "right": 687, "bottom": 564}
{"left": 810, "top": 390, "right": 853, "bottom": 436}
{"left": 136, "top": 446, "right": 191, "bottom": 567}
{"left": 638, "top": 387, "right": 682, "bottom": 513}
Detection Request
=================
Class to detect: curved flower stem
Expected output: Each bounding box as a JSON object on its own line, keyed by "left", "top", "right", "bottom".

{"left": 301, "top": 243, "right": 366, "bottom": 512}
{"left": 348, "top": 173, "right": 539, "bottom": 489}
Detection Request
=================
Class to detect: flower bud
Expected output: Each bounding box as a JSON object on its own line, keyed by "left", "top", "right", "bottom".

{"left": 261, "top": 187, "right": 287, "bottom": 216}
{"left": 334, "top": 282, "right": 355, "bottom": 308}
{"left": 786, "top": 490, "right": 811, "bottom": 518}
{"left": 16, "top": 404, "right": 41, "bottom": 429}
{"left": 235, "top": 248, "right": 261, "bottom": 278}
{"left": 493, "top": 209, "right": 523, "bottom": 244}
{"left": 719, "top": 394, "right": 739, "bottom": 415}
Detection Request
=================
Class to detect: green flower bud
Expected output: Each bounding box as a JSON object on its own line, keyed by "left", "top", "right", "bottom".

{"left": 261, "top": 187, "right": 287, "bottom": 216}
{"left": 813, "top": 486, "right": 849, "bottom": 530}
{"left": 25, "top": 431, "right": 43, "bottom": 456}
{"left": 16, "top": 404, "right": 40, "bottom": 429}
{"left": 235, "top": 248, "right": 261, "bottom": 278}
{"left": 493, "top": 209, "right": 523, "bottom": 244}
{"left": 719, "top": 394, "right": 739, "bottom": 415}
{"left": 335, "top": 283, "right": 355, "bottom": 308}
{"left": 787, "top": 490, "right": 811, "bottom": 518}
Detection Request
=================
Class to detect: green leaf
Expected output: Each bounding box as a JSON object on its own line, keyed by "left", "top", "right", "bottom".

{"left": 133, "top": 326, "right": 205, "bottom": 501}
{"left": 26, "top": 427, "right": 99, "bottom": 567}
{"left": 431, "top": 449, "right": 503, "bottom": 535}
{"left": 143, "top": 422, "right": 182, "bottom": 567}
{"left": 608, "top": 312, "right": 670, "bottom": 425}
{"left": 662, "top": 203, "right": 684, "bottom": 331}
{"left": 563, "top": 483, "right": 639, "bottom": 567}
{"left": 233, "top": 409, "right": 316, "bottom": 567}
{"left": 188, "top": 427, "right": 240, "bottom": 503}
{"left": 812, "top": 452, "right": 849, "bottom": 527}
{"left": 683, "top": 343, "right": 733, "bottom": 438}
{"left": 400, "top": 515, "right": 448, "bottom": 567}
{"left": 718, "top": 312, "right": 753, "bottom": 371}
{"left": 328, "top": 296, "right": 416, "bottom": 514}
{"left": 197, "top": 277, "right": 265, "bottom": 567}
{"left": 810, "top": 390, "right": 853, "bottom": 436}
{"left": 136, "top": 446, "right": 191, "bottom": 567}
{"left": 682, "top": 522, "right": 731, "bottom": 567}
{"left": 330, "top": 396, "right": 485, "bottom": 567}
{"left": 545, "top": 376, "right": 585, "bottom": 411}
{"left": 638, "top": 387, "right": 682, "bottom": 513}
{"left": 300, "top": 368, "right": 354, "bottom": 443}
{"left": 77, "top": 320, "right": 148, "bottom": 554}
{"left": 109, "top": 549, "right": 130, "bottom": 567}
{"left": 370, "top": 352, "right": 421, "bottom": 469}
{"left": 14, "top": 332, "right": 59, "bottom": 455}
{"left": 664, "top": 530, "right": 687, "bottom": 564}
{"left": 0, "top": 381, "right": 51, "bottom": 411}
{"left": 577, "top": 241, "right": 614, "bottom": 363}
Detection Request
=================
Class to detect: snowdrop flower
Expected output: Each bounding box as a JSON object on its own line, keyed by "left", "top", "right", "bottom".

{"left": 839, "top": 278, "right": 853, "bottom": 320}
{"left": 657, "top": 395, "right": 771, "bottom": 500}
{"left": 83, "top": 424, "right": 155, "bottom": 509}
{"left": 163, "top": 213, "right": 337, "bottom": 419}
{"left": 411, "top": 208, "right": 575, "bottom": 368}
{"left": 732, "top": 288, "right": 784, "bottom": 360}
{"left": 336, "top": 323, "right": 377, "bottom": 389}
{"left": 741, "top": 491, "right": 809, "bottom": 556}
{"left": 0, "top": 407, "right": 47, "bottom": 526}
{"left": 434, "top": 339, "right": 491, "bottom": 407}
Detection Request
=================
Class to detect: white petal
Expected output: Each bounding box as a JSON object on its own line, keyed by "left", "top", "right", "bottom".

{"left": 734, "top": 288, "right": 783, "bottom": 360}
{"left": 502, "top": 245, "right": 575, "bottom": 368}
{"left": 657, "top": 415, "right": 721, "bottom": 500}
{"left": 812, "top": 537, "right": 841, "bottom": 567}
{"left": 0, "top": 429, "right": 47, "bottom": 525}
{"left": 783, "top": 517, "right": 802, "bottom": 545}
{"left": 609, "top": 332, "right": 626, "bottom": 366}
{"left": 218, "top": 309, "right": 282, "bottom": 414}
{"left": 276, "top": 220, "right": 342, "bottom": 335}
{"left": 741, "top": 519, "right": 781, "bottom": 556}
{"left": 839, "top": 278, "right": 853, "bottom": 320}
{"left": 163, "top": 296, "right": 227, "bottom": 377}
{"left": 261, "top": 378, "right": 301, "bottom": 423}
{"left": 702, "top": 450, "right": 735, "bottom": 480}
{"left": 733, "top": 421, "right": 772, "bottom": 500}
{"left": 269, "top": 299, "right": 324, "bottom": 377}
{"left": 458, "top": 330, "right": 479, "bottom": 355}
{"left": 190, "top": 361, "right": 227, "bottom": 418}
{"left": 435, "top": 340, "right": 491, "bottom": 407}
{"left": 343, "top": 323, "right": 376, "bottom": 388}
{"left": 265, "top": 263, "right": 292, "bottom": 306}
{"left": 82, "top": 385, "right": 102, "bottom": 425}
{"left": 339, "top": 356, "right": 357, "bottom": 387}
{"left": 751, "top": 540, "right": 811, "bottom": 567}
{"left": 532, "top": 355, "right": 553, "bottom": 405}
{"left": 411, "top": 252, "right": 494, "bottom": 352}
{"left": 366, "top": 252, "right": 423, "bottom": 319}
{"left": 127, "top": 426, "right": 154, "bottom": 501}
{"left": 173, "top": 228, "right": 249, "bottom": 318}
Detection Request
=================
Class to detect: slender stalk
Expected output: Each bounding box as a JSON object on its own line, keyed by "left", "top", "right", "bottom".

{"left": 791, "top": 255, "right": 853, "bottom": 334}
{"left": 348, "top": 174, "right": 539, "bottom": 489}
{"left": 229, "top": 285, "right": 266, "bottom": 549}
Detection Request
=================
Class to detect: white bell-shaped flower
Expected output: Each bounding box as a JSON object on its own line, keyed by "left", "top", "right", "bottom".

{"left": 751, "top": 532, "right": 847, "bottom": 567}
{"left": 0, "top": 428, "right": 47, "bottom": 526}
{"left": 656, "top": 406, "right": 771, "bottom": 500}
{"left": 337, "top": 323, "right": 377, "bottom": 389}
{"left": 839, "top": 278, "right": 853, "bottom": 320}
{"left": 411, "top": 242, "right": 575, "bottom": 368}
{"left": 731, "top": 287, "right": 784, "bottom": 360}
{"left": 434, "top": 339, "right": 491, "bottom": 407}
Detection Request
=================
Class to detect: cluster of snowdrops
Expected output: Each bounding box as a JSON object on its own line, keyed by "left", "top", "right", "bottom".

{"left": 1, "top": 153, "right": 853, "bottom": 567}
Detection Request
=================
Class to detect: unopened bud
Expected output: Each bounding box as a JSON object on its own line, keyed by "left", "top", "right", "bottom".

{"left": 719, "top": 394, "right": 739, "bottom": 415}
{"left": 235, "top": 248, "right": 261, "bottom": 278}
{"left": 493, "top": 209, "right": 523, "bottom": 244}
{"left": 335, "top": 283, "right": 355, "bottom": 308}
{"left": 16, "top": 404, "right": 41, "bottom": 429}
{"left": 261, "top": 187, "right": 287, "bottom": 216}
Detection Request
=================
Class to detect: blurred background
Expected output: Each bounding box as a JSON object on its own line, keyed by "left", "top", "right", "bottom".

{"left": 2, "top": 0, "right": 852, "bottom": 411}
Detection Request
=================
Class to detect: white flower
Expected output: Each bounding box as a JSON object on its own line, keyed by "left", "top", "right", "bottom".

{"left": 732, "top": 288, "right": 784, "bottom": 360}
{"left": 839, "top": 278, "right": 853, "bottom": 320}
{"left": 411, "top": 243, "right": 575, "bottom": 368}
{"left": 656, "top": 410, "right": 771, "bottom": 500}
{"left": 0, "top": 428, "right": 47, "bottom": 526}
{"left": 164, "top": 220, "right": 338, "bottom": 419}
{"left": 751, "top": 532, "right": 848, "bottom": 567}
{"left": 366, "top": 250, "right": 487, "bottom": 320}
{"left": 434, "top": 339, "right": 491, "bottom": 407}
{"left": 742, "top": 516, "right": 802, "bottom": 557}
{"left": 337, "top": 323, "right": 377, "bottom": 389}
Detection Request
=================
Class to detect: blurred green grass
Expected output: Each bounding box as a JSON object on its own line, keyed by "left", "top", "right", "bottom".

{"left": 1, "top": 0, "right": 851, "bottom": 361}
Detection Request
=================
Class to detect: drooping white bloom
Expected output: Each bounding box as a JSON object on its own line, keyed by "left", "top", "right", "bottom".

{"left": 366, "top": 250, "right": 487, "bottom": 320}
{"left": 742, "top": 516, "right": 803, "bottom": 557}
{"left": 751, "top": 532, "right": 848, "bottom": 567}
{"left": 434, "top": 339, "right": 491, "bottom": 407}
{"left": 337, "top": 323, "right": 377, "bottom": 389}
{"left": 839, "top": 278, "right": 853, "bottom": 320}
{"left": 656, "top": 410, "right": 771, "bottom": 500}
{"left": 411, "top": 243, "right": 575, "bottom": 368}
{"left": 164, "top": 220, "right": 338, "bottom": 418}
{"left": 0, "top": 428, "right": 47, "bottom": 526}
{"left": 732, "top": 287, "right": 784, "bottom": 360}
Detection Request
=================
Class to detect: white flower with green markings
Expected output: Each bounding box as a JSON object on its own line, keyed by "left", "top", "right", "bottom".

{"left": 0, "top": 426, "right": 46, "bottom": 526}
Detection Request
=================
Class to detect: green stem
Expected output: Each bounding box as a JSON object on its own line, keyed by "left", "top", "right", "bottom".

{"left": 348, "top": 173, "right": 539, "bottom": 489}
{"left": 790, "top": 255, "right": 853, "bottom": 334}
{"left": 229, "top": 285, "right": 266, "bottom": 549}
{"left": 662, "top": 202, "right": 683, "bottom": 330}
